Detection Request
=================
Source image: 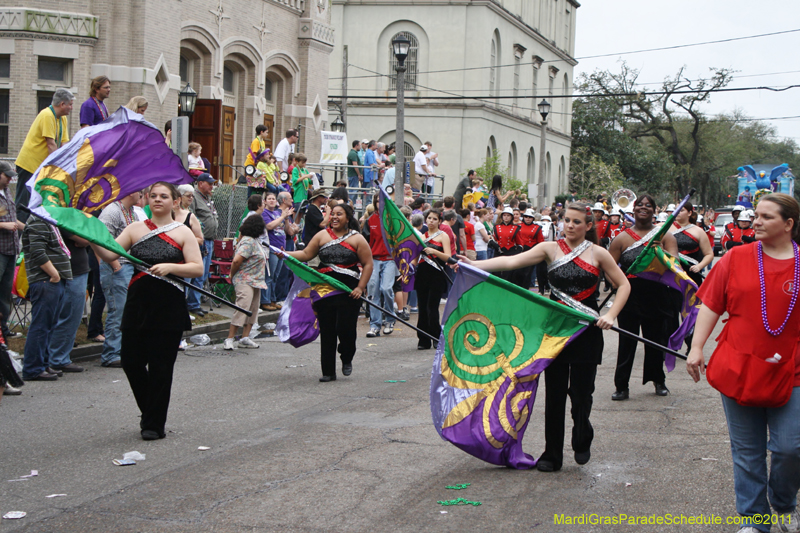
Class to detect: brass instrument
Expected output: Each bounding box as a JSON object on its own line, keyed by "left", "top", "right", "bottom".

{"left": 611, "top": 188, "right": 637, "bottom": 214}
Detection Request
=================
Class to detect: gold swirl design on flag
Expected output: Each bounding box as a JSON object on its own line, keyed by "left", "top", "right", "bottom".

{"left": 441, "top": 313, "right": 567, "bottom": 448}
{"left": 396, "top": 244, "right": 415, "bottom": 284}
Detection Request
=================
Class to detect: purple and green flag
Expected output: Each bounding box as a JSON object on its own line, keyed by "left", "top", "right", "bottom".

{"left": 377, "top": 185, "right": 424, "bottom": 291}
{"left": 272, "top": 247, "right": 348, "bottom": 348}
{"left": 626, "top": 193, "right": 701, "bottom": 371}
{"left": 24, "top": 107, "right": 192, "bottom": 246}
{"left": 431, "top": 263, "right": 594, "bottom": 469}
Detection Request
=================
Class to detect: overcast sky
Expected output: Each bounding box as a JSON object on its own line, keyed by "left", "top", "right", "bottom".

{"left": 574, "top": 0, "right": 800, "bottom": 145}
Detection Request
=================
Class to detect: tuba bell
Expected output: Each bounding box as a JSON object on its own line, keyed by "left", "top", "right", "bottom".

{"left": 611, "top": 188, "right": 637, "bottom": 213}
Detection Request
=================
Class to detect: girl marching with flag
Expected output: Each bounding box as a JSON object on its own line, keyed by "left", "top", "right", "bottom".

{"left": 457, "top": 202, "right": 630, "bottom": 472}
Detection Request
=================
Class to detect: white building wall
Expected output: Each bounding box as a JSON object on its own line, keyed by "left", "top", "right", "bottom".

{"left": 330, "top": 0, "right": 577, "bottom": 207}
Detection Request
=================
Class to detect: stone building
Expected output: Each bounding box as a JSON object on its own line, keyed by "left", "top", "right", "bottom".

{"left": 0, "top": 1, "right": 334, "bottom": 182}
{"left": 329, "top": 0, "right": 578, "bottom": 206}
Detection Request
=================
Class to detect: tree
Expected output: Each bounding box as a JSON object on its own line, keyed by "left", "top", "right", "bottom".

{"left": 580, "top": 62, "right": 734, "bottom": 207}
{"left": 568, "top": 147, "right": 625, "bottom": 200}
{"left": 472, "top": 150, "right": 524, "bottom": 196}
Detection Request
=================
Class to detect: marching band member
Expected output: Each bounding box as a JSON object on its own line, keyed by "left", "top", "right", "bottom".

{"left": 415, "top": 209, "right": 452, "bottom": 350}
{"left": 608, "top": 194, "right": 679, "bottom": 400}
{"left": 459, "top": 202, "right": 630, "bottom": 472}
{"left": 512, "top": 208, "right": 543, "bottom": 289}
{"left": 491, "top": 207, "right": 521, "bottom": 282}
{"left": 670, "top": 202, "right": 714, "bottom": 286}
{"left": 722, "top": 210, "right": 756, "bottom": 251}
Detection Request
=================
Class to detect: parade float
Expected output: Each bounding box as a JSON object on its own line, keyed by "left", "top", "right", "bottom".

{"left": 735, "top": 164, "right": 794, "bottom": 208}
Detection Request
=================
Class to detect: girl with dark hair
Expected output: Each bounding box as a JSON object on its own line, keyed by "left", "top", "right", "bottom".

{"left": 414, "top": 209, "right": 452, "bottom": 350}
{"left": 224, "top": 215, "right": 268, "bottom": 350}
{"left": 89, "top": 182, "right": 203, "bottom": 440}
{"left": 458, "top": 202, "right": 630, "bottom": 472}
{"left": 283, "top": 204, "right": 373, "bottom": 381}
{"left": 486, "top": 175, "right": 515, "bottom": 212}
{"left": 608, "top": 194, "right": 679, "bottom": 400}
{"left": 669, "top": 202, "right": 713, "bottom": 286}
{"left": 687, "top": 193, "right": 800, "bottom": 533}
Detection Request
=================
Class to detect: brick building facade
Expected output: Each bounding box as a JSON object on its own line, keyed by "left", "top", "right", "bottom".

{"left": 0, "top": 1, "right": 334, "bottom": 182}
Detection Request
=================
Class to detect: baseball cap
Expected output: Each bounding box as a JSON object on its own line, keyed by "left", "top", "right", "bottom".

{"left": 361, "top": 139, "right": 369, "bottom": 144}
{"left": 0, "top": 161, "right": 17, "bottom": 178}
{"left": 196, "top": 173, "right": 216, "bottom": 183}
{"left": 420, "top": 145, "right": 428, "bottom": 151}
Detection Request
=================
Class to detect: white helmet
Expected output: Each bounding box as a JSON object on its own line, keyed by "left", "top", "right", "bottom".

{"left": 656, "top": 212, "right": 668, "bottom": 222}
{"left": 502, "top": 206, "right": 514, "bottom": 215}
{"left": 732, "top": 205, "right": 745, "bottom": 212}
{"left": 522, "top": 208, "right": 536, "bottom": 218}
{"left": 666, "top": 203, "right": 676, "bottom": 212}
{"left": 745, "top": 209, "right": 755, "bottom": 219}
{"left": 697, "top": 214, "right": 704, "bottom": 223}
{"left": 738, "top": 212, "right": 752, "bottom": 222}
{"left": 592, "top": 202, "right": 606, "bottom": 213}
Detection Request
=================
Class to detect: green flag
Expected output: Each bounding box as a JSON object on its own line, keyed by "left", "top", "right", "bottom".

{"left": 274, "top": 246, "right": 353, "bottom": 294}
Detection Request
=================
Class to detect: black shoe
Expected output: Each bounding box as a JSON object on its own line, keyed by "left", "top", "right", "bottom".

{"left": 46, "top": 367, "right": 64, "bottom": 377}
{"left": 611, "top": 389, "right": 629, "bottom": 401}
{"left": 189, "top": 308, "right": 205, "bottom": 317}
{"left": 654, "top": 383, "right": 670, "bottom": 396}
{"left": 575, "top": 450, "right": 591, "bottom": 465}
{"left": 319, "top": 375, "right": 337, "bottom": 382}
{"left": 342, "top": 363, "right": 352, "bottom": 376}
{"left": 51, "top": 363, "right": 84, "bottom": 373}
{"left": 23, "top": 372, "right": 58, "bottom": 381}
{"left": 101, "top": 359, "right": 122, "bottom": 368}
{"left": 417, "top": 344, "right": 431, "bottom": 350}
{"left": 536, "top": 459, "right": 561, "bottom": 472}
{"left": 141, "top": 429, "right": 166, "bottom": 440}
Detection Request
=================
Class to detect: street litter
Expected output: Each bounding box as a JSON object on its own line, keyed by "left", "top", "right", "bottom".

{"left": 7, "top": 479, "right": 28, "bottom": 482}
{"left": 113, "top": 451, "right": 146, "bottom": 466}
{"left": 197, "top": 446, "right": 210, "bottom": 451}
{"left": 440, "top": 511, "right": 448, "bottom": 514}
{"left": 259, "top": 322, "right": 276, "bottom": 331}
{"left": 112, "top": 380, "right": 121, "bottom": 383}
{"left": 445, "top": 483, "right": 470, "bottom": 490}
{"left": 2, "top": 511, "right": 26, "bottom": 519}
{"left": 367, "top": 343, "right": 377, "bottom": 347}
{"left": 189, "top": 334, "right": 211, "bottom": 346}
{"left": 286, "top": 364, "right": 305, "bottom": 368}
{"left": 437, "top": 498, "right": 481, "bottom": 506}
{"left": 625, "top": 483, "right": 632, "bottom": 487}
{"left": 20, "top": 470, "right": 38, "bottom": 478}
{"left": 46, "top": 494, "right": 67, "bottom": 498}
{"left": 384, "top": 380, "right": 406, "bottom": 383}
{"left": 701, "top": 457, "right": 718, "bottom": 461}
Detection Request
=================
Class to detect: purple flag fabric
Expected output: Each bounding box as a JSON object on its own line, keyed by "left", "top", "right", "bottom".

{"left": 26, "top": 107, "right": 191, "bottom": 218}
{"left": 276, "top": 277, "right": 343, "bottom": 348}
{"left": 377, "top": 185, "right": 424, "bottom": 291}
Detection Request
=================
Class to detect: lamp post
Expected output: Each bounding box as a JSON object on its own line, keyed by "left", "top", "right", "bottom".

{"left": 392, "top": 34, "right": 410, "bottom": 208}
{"left": 536, "top": 99, "right": 551, "bottom": 209}
{"left": 330, "top": 115, "right": 345, "bottom": 132}
{"left": 178, "top": 83, "right": 197, "bottom": 117}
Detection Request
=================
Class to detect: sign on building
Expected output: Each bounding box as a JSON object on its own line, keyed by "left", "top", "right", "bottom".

{"left": 320, "top": 131, "right": 348, "bottom": 165}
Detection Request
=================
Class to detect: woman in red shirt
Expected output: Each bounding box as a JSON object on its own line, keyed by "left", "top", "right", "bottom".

{"left": 687, "top": 193, "right": 800, "bottom": 533}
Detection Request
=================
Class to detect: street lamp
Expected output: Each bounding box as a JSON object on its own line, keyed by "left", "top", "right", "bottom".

{"left": 178, "top": 83, "right": 197, "bottom": 117}
{"left": 393, "top": 34, "right": 411, "bottom": 207}
{"left": 536, "top": 99, "right": 551, "bottom": 208}
{"left": 330, "top": 115, "right": 345, "bottom": 132}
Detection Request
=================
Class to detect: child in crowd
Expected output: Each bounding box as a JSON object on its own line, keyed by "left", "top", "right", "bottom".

{"left": 291, "top": 153, "right": 314, "bottom": 209}
{"left": 247, "top": 150, "right": 269, "bottom": 197}
{"left": 225, "top": 215, "right": 268, "bottom": 351}
{"left": 187, "top": 142, "right": 205, "bottom": 177}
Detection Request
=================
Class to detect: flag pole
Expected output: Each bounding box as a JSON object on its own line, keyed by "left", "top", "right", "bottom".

{"left": 19, "top": 207, "right": 253, "bottom": 316}
{"left": 358, "top": 296, "right": 438, "bottom": 343}
{"left": 604, "top": 323, "right": 687, "bottom": 360}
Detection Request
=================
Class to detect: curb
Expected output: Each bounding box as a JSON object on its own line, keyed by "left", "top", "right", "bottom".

{"left": 71, "top": 310, "right": 281, "bottom": 363}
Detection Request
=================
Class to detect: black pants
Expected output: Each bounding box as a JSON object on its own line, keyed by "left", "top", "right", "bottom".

{"left": 614, "top": 304, "right": 667, "bottom": 390}
{"left": 314, "top": 294, "right": 360, "bottom": 377}
{"left": 121, "top": 329, "right": 183, "bottom": 434}
{"left": 539, "top": 323, "right": 601, "bottom": 469}
{"left": 87, "top": 248, "right": 105, "bottom": 338}
{"left": 415, "top": 263, "right": 445, "bottom": 348}
{"left": 14, "top": 167, "right": 33, "bottom": 223}
{"left": 536, "top": 262, "right": 550, "bottom": 294}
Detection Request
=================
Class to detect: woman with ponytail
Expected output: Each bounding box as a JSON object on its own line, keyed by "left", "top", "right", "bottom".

{"left": 458, "top": 202, "right": 630, "bottom": 472}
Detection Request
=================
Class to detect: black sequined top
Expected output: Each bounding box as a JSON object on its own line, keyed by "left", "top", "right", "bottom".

{"left": 122, "top": 228, "right": 192, "bottom": 332}
{"left": 674, "top": 230, "right": 704, "bottom": 263}
{"left": 619, "top": 246, "right": 642, "bottom": 274}
{"left": 318, "top": 239, "right": 360, "bottom": 290}
{"left": 549, "top": 260, "right": 600, "bottom": 311}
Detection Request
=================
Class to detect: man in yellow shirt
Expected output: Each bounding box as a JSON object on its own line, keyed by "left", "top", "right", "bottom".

{"left": 243, "top": 124, "right": 269, "bottom": 168}
{"left": 15, "top": 88, "right": 74, "bottom": 222}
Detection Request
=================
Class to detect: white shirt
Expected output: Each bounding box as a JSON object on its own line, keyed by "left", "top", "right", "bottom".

{"left": 274, "top": 138, "right": 293, "bottom": 171}
{"left": 133, "top": 206, "right": 148, "bottom": 222}
{"left": 413, "top": 151, "right": 428, "bottom": 175}
{"left": 472, "top": 221, "right": 489, "bottom": 252}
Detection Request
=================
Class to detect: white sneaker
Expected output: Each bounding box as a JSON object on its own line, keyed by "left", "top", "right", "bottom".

{"left": 739, "top": 527, "right": 762, "bottom": 533}
{"left": 223, "top": 338, "right": 236, "bottom": 350}
{"left": 778, "top": 509, "right": 800, "bottom": 533}
{"left": 383, "top": 323, "right": 394, "bottom": 335}
{"left": 238, "top": 337, "right": 259, "bottom": 349}
{"left": 366, "top": 327, "right": 380, "bottom": 338}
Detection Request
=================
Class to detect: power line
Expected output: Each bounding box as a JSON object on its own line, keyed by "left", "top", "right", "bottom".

{"left": 327, "top": 29, "right": 800, "bottom": 80}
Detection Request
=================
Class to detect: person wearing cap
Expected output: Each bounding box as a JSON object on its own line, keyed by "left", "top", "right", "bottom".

{"left": 0, "top": 162, "right": 22, "bottom": 343}
{"left": 97, "top": 189, "right": 142, "bottom": 367}
{"left": 511, "top": 208, "right": 543, "bottom": 289}
{"left": 721, "top": 210, "right": 756, "bottom": 252}
{"left": 412, "top": 145, "right": 429, "bottom": 191}
{"left": 187, "top": 173, "right": 219, "bottom": 316}
{"left": 724, "top": 205, "right": 745, "bottom": 245}
{"left": 303, "top": 188, "right": 331, "bottom": 246}
{"left": 491, "top": 207, "right": 521, "bottom": 282}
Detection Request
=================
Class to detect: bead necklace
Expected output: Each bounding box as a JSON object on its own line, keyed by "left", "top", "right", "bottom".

{"left": 757, "top": 240, "right": 800, "bottom": 336}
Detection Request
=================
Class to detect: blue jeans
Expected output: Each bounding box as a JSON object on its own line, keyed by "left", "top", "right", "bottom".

{"left": 475, "top": 250, "right": 487, "bottom": 261}
{"left": 408, "top": 290, "right": 418, "bottom": 309}
{"left": 22, "top": 280, "right": 65, "bottom": 378}
{"left": 48, "top": 272, "right": 89, "bottom": 368}
{"left": 0, "top": 253, "right": 16, "bottom": 338}
{"left": 368, "top": 259, "right": 396, "bottom": 328}
{"left": 99, "top": 262, "right": 134, "bottom": 364}
{"left": 261, "top": 251, "right": 284, "bottom": 304}
{"left": 348, "top": 175, "right": 360, "bottom": 188}
{"left": 721, "top": 388, "right": 800, "bottom": 532}
{"left": 187, "top": 239, "right": 213, "bottom": 309}
{"left": 275, "top": 238, "right": 294, "bottom": 301}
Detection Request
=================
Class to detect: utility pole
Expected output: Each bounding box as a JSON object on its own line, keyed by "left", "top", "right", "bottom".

{"left": 341, "top": 45, "right": 348, "bottom": 133}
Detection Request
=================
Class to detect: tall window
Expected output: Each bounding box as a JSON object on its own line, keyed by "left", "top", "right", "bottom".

{"left": 264, "top": 78, "right": 273, "bottom": 101}
{"left": 0, "top": 91, "right": 8, "bottom": 154}
{"left": 489, "top": 37, "right": 497, "bottom": 100}
{"left": 223, "top": 66, "right": 234, "bottom": 93}
{"left": 179, "top": 56, "right": 188, "bottom": 83}
{"left": 513, "top": 56, "right": 520, "bottom": 109}
{"left": 0, "top": 56, "right": 9, "bottom": 78}
{"left": 389, "top": 32, "right": 418, "bottom": 90}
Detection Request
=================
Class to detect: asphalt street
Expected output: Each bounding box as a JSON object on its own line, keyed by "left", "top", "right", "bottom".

{"left": 1, "top": 304, "right": 743, "bottom": 533}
